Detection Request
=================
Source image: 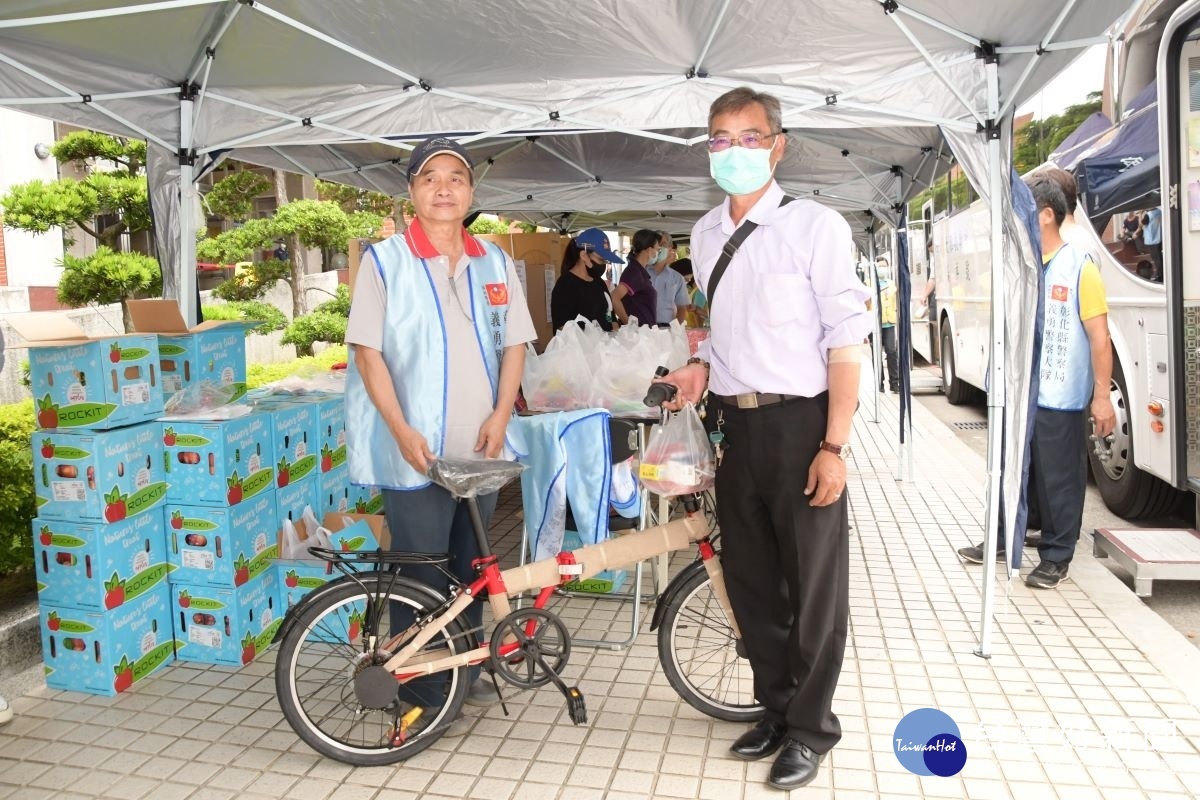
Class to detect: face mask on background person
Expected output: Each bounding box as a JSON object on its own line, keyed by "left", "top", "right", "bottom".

{"left": 648, "top": 246, "right": 666, "bottom": 266}
{"left": 709, "top": 137, "right": 777, "bottom": 196}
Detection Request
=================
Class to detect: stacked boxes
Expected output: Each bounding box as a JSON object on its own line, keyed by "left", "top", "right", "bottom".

{"left": 162, "top": 412, "right": 280, "bottom": 665}
{"left": 15, "top": 307, "right": 175, "bottom": 696}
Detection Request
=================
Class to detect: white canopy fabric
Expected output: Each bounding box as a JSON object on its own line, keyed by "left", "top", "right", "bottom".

{"left": 0, "top": 0, "right": 1135, "bottom": 653}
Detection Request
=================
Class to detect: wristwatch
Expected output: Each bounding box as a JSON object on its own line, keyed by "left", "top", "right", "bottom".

{"left": 819, "top": 440, "right": 851, "bottom": 460}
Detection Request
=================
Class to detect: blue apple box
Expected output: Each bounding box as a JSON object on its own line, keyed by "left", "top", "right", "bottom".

{"left": 251, "top": 397, "right": 320, "bottom": 487}
{"left": 40, "top": 584, "right": 176, "bottom": 697}
{"left": 32, "top": 423, "right": 168, "bottom": 524}
{"left": 161, "top": 412, "right": 274, "bottom": 506}
{"left": 318, "top": 462, "right": 383, "bottom": 518}
{"left": 127, "top": 299, "right": 250, "bottom": 403}
{"left": 33, "top": 508, "right": 170, "bottom": 612}
{"left": 10, "top": 312, "right": 165, "bottom": 432}
{"left": 171, "top": 569, "right": 280, "bottom": 667}
{"left": 165, "top": 490, "right": 277, "bottom": 588}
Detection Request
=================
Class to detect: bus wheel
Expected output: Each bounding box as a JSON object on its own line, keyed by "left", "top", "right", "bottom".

{"left": 1088, "top": 357, "right": 1180, "bottom": 519}
{"left": 940, "top": 322, "right": 977, "bottom": 405}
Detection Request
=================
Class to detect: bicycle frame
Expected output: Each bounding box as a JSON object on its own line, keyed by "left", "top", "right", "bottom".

{"left": 378, "top": 513, "right": 712, "bottom": 679}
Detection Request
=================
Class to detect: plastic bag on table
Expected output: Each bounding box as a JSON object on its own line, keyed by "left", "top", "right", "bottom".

{"left": 588, "top": 326, "right": 670, "bottom": 414}
{"left": 522, "top": 323, "right": 594, "bottom": 410}
{"left": 637, "top": 404, "right": 716, "bottom": 496}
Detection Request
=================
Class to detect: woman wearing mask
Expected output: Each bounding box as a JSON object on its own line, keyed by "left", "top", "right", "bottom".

{"left": 551, "top": 228, "right": 624, "bottom": 331}
{"left": 611, "top": 229, "right": 659, "bottom": 327}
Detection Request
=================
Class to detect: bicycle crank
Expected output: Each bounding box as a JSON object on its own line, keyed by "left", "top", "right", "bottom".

{"left": 488, "top": 608, "right": 572, "bottom": 689}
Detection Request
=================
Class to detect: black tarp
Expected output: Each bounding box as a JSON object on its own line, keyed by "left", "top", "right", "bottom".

{"left": 1074, "top": 81, "right": 1161, "bottom": 221}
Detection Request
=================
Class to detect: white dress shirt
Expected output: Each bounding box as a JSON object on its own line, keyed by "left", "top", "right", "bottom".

{"left": 691, "top": 181, "right": 872, "bottom": 397}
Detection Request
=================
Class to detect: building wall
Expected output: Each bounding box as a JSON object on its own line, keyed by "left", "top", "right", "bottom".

{"left": 0, "top": 108, "right": 65, "bottom": 293}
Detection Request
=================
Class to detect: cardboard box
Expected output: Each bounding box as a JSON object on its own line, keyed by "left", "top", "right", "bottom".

{"left": 252, "top": 398, "right": 320, "bottom": 485}
{"left": 477, "top": 231, "right": 565, "bottom": 348}
{"left": 165, "top": 491, "right": 277, "bottom": 587}
{"left": 306, "top": 394, "right": 347, "bottom": 475}
{"left": 33, "top": 509, "right": 170, "bottom": 612}
{"left": 171, "top": 570, "right": 280, "bottom": 666}
{"left": 562, "top": 530, "right": 627, "bottom": 594}
{"left": 10, "top": 312, "right": 165, "bottom": 430}
{"left": 317, "top": 462, "right": 383, "bottom": 517}
{"left": 33, "top": 424, "right": 168, "bottom": 523}
{"left": 276, "top": 513, "right": 384, "bottom": 615}
{"left": 161, "top": 413, "right": 274, "bottom": 506}
{"left": 128, "top": 299, "right": 250, "bottom": 403}
{"left": 40, "top": 584, "right": 176, "bottom": 696}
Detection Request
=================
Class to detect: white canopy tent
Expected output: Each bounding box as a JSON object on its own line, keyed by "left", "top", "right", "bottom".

{"left": 0, "top": 0, "right": 1134, "bottom": 654}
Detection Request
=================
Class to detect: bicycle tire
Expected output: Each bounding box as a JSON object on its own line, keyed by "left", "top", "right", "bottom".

{"left": 275, "top": 573, "right": 471, "bottom": 765}
{"left": 657, "top": 561, "right": 763, "bottom": 722}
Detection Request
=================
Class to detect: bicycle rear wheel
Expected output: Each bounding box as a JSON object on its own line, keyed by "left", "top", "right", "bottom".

{"left": 657, "top": 561, "right": 763, "bottom": 722}
{"left": 275, "top": 573, "right": 471, "bottom": 765}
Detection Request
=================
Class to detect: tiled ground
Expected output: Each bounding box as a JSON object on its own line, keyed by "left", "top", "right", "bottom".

{"left": 2, "top": 377, "right": 1200, "bottom": 799}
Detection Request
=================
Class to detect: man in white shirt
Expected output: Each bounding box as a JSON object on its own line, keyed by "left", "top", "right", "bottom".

{"left": 649, "top": 231, "right": 690, "bottom": 325}
{"left": 344, "top": 136, "right": 537, "bottom": 715}
{"left": 662, "top": 87, "right": 871, "bottom": 790}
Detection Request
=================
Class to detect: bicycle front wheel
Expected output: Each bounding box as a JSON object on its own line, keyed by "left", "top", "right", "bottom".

{"left": 657, "top": 561, "right": 763, "bottom": 722}
{"left": 275, "top": 573, "right": 471, "bottom": 765}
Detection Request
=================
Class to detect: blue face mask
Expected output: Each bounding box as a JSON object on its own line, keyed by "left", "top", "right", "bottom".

{"left": 649, "top": 247, "right": 667, "bottom": 265}
{"left": 709, "top": 139, "right": 777, "bottom": 196}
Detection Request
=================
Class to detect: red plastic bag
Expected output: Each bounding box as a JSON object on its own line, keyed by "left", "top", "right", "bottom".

{"left": 638, "top": 404, "right": 715, "bottom": 496}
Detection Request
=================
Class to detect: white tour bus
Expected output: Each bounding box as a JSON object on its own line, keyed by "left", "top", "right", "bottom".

{"left": 914, "top": 0, "right": 1200, "bottom": 521}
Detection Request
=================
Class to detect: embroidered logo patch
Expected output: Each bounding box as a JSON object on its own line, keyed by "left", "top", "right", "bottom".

{"left": 1050, "top": 284, "right": 1069, "bottom": 302}
{"left": 485, "top": 283, "right": 509, "bottom": 306}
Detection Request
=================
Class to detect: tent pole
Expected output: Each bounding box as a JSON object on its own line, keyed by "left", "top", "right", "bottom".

{"left": 868, "top": 232, "right": 881, "bottom": 424}
{"left": 179, "top": 97, "right": 197, "bottom": 327}
{"left": 977, "top": 62, "right": 1006, "bottom": 660}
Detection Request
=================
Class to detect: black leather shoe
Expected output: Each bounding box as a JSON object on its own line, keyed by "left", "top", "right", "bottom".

{"left": 729, "top": 720, "right": 787, "bottom": 761}
{"left": 768, "top": 739, "right": 823, "bottom": 790}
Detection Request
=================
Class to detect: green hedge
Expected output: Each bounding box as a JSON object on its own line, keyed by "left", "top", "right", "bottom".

{"left": 0, "top": 347, "right": 349, "bottom": 577}
{"left": 0, "top": 399, "right": 35, "bottom": 576}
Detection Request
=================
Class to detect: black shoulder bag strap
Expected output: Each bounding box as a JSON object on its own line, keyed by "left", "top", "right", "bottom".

{"left": 705, "top": 194, "right": 795, "bottom": 311}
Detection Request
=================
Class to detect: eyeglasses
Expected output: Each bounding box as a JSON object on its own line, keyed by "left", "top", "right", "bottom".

{"left": 707, "top": 132, "right": 779, "bottom": 153}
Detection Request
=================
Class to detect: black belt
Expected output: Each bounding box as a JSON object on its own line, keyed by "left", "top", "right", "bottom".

{"left": 712, "top": 392, "right": 802, "bottom": 409}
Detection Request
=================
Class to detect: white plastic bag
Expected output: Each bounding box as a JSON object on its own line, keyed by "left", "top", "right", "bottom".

{"left": 280, "top": 506, "right": 334, "bottom": 560}
{"left": 638, "top": 404, "right": 716, "bottom": 496}
{"left": 522, "top": 322, "right": 595, "bottom": 410}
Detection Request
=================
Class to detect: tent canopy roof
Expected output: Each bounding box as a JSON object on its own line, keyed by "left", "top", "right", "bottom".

{"left": 0, "top": 0, "right": 1131, "bottom": 234}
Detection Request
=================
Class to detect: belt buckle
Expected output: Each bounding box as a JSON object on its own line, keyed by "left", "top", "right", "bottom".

{"left": 736, "top": 393, "right": 759, "bottom": 409}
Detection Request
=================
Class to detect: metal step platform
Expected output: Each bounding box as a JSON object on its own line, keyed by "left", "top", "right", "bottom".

{"left": 1092, "top": 527, "right": 1200, "bottom": 597}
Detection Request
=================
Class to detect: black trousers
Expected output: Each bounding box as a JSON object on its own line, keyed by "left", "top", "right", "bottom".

{"left": 1030, "top": 407, "right": 1087, "bottom": 565}
{"left": 383, "top": 485, "right": 499, "bottom": 702}
{"left": 880, "top": 326, "right": 899, "bottom": 390}
{"left": 709, "top": 394, "right": 849, "bottom": 754}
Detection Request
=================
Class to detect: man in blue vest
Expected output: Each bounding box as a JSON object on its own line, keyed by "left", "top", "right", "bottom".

{"left": 961, "top": 176, "right": 1114, "bottom": 587}
{"left": 344, "top": 136, "right": 537, "bottom": 711}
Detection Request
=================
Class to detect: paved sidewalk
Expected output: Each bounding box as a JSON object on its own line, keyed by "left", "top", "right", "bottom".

{"left": 2, "top": 381, "right": 1200, "bottom": 799}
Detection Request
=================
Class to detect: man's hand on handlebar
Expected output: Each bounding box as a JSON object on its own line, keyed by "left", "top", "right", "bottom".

{"left": 656, "top": 363, "right": 708, "bottom": 410}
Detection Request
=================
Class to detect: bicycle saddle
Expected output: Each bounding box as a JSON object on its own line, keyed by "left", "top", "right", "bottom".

{"left": 427, "top": 457, "right": 526, "bottom": 498}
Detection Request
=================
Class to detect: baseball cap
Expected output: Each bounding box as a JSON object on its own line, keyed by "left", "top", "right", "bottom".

{"left": 573, "top": 227, "right": 624, "bottom": 264}
{"left": 407, "top": 136, "right": 474, "bottom": 180}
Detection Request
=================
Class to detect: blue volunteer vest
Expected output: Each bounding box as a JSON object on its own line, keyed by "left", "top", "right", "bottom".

{"left": 1038, "top": 243, "right": 1094, "bottom": 411}
{"left": 345, "top": 232, "right": 523, "bottom": 490}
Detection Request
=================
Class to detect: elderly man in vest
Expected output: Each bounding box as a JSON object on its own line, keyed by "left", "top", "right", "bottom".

{"left": 344, "top": 136, "right": 537, "bottom": 712}
{"left": 1021, "top": 175, "right": 1115, "bottom": 588}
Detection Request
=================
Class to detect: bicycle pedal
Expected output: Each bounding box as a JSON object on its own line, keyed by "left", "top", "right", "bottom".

{"left": 564, "top": 686, "right": 587, "bottom": 725}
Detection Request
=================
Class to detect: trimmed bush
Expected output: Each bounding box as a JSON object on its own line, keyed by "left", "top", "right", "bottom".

{"left": 0, "top": 400, "right": 35, "bottom": 576}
